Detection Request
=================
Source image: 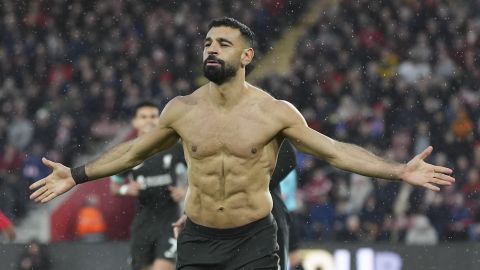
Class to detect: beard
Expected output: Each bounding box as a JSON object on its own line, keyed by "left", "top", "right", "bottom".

{"left": 203, "top": 55, "right": 238, "bottom": 85}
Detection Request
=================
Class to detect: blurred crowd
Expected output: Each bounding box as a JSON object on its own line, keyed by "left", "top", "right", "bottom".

{"left": 1, "top": 0, "right": 480, "bottom": 245}
{"left": 260, "top": 0, "right": 480, "bottom": 243}
{"left": 0, "top": 0, "right": 304, "bottom": 223}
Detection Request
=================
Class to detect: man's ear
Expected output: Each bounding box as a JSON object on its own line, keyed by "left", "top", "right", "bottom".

{"left": 241, "top": 48, "right": 254, "bottom": 68}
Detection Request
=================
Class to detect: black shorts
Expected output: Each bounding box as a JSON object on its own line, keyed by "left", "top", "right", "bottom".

{"left": 271, "top": 191, "right": 300, "bottom": 270}
{"left": 177, "top": 214, "right": 279, "bottom": 270}
{"left": 130, "top": 208, "right": 178, "bottom": 270}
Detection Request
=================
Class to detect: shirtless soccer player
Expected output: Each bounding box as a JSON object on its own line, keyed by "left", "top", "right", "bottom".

{"left": 30, "top": 17, "right": 455, "bottom": 270}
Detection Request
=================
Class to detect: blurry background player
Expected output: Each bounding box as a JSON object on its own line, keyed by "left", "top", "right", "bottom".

{"left": 0, "top": 209, "right": 16, "bottom": 242}
{"left": 110, "top": 101, "right": 187, "bottom": 270}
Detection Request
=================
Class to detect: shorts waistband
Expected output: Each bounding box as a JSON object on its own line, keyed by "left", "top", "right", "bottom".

{"left": 185, "top": 213, "right": 274, "bottom": 239}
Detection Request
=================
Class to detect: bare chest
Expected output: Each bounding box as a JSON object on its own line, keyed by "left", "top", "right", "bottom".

{"left": 175, "top": 107, "right": 279, "bottom": 159}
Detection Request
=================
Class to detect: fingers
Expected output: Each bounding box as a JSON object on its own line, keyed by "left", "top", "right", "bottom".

{"left": 432, "top": 179, "right": 454, "bottom": 186}
{"left": 42, "top": 157, "right": 56, "bottom": 169}
{"left": 172, "top": 219, "right": 184, "bottom": 226}
{"left": 172, "top": 215, "right": 187, "bottom": 226}
{"left": 172, "top": 222, "right": 180, "bottom": 239}
{"left": 29, "top": 178, "right": 46, "bottom": 190}
{"left": 434, "top": 166, "right": 453, "bottom": 175}
{"left": 41, "top": 193, "right": 58, "bottom": 203}
{"left": 30, "top": 185, "right": 48, "bottom": 200}
{"left": 433, "top": 173, "right": 455, "bottom": 183}
{"left": 34, "top": 189, "right": 52, "bottom": 203}
{"left": 418, "top": 146, "right": 433, "bottom": 160}
{"left": 173, "top": 227, "right": 180, "bottom": 239}
{"left": 172, "top": 215, "right": 187, "bottom": 239}
{"left": 423, "top": 183, "right": 440, "bottom": 192}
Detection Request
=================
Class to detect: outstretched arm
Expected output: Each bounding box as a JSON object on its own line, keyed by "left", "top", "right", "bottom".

{"left": 84, "top": 124, "right": 179, "bottom": 180}
{"left": 30, "top": 97, "right": 185, "bottom": 203}
{"left": 276, "top": 100, "right": 454, "bottom": 191}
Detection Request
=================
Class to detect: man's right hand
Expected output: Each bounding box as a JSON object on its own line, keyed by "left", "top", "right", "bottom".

{"left": 124, "top": 181, "right": 141, "bottom": 196}
{"left": 172, "top": 214, "right": 187, "bottom": 239}
{"left": 29, "top": 157, "right": 76, "bottom": 203}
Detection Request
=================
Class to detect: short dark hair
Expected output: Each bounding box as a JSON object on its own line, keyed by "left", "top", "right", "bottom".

{"left": 208, "top": 17, "right": 255, "bottom": 47}
{"left": 133, "top": 101, "right": 159, "bottom": 116}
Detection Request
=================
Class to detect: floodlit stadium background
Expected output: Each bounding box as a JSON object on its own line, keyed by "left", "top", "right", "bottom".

{"left": 1, "top": 1, "right": 480, "bottom": 269}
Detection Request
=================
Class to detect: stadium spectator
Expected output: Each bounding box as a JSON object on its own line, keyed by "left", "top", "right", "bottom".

{"left": 405, "top": 213, "right": 438, "bottom": 245}
{"left": 74, "top": 194, "right": 107, "bottom": 242}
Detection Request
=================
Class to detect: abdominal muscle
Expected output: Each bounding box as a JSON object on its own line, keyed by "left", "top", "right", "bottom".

{"left": 184, "top": 154, "right": 274, "bottom": 228}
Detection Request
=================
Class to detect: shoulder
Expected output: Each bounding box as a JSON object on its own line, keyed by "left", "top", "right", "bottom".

{"left": 160, "top": 86, "right": 206, "bottom": 123}
{"left": 248, "top": 84, "right": 304, "bottom": 125}
{"left": 247, "top": 84, "right": 280, "bottom": 109}
{"left": 248, "top": 84, "right": 296, "bottom": 110}
{"left": 158, "top": 97, "right": 186, "bottom": 126}
{"left": 263, "top": 98, "right": 304, "bottom": 125}
{"left": 272, "top": 100, "right": 303, "bottom": 123}
{"left": 163, "top": 95, "right": 195, "bottom": 111}
{"left": 165, "top": 85, "right": 208, "bottom": 108}
{"left": 271, "top": 99, "right": 298, "bottom": 114}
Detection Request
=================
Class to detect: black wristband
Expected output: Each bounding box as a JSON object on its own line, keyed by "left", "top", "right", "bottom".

{"left": 71, "top": 165, "right": 89, "bottom": 184}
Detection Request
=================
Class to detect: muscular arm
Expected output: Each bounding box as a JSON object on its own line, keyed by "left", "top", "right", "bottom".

{"left": 276, "top": 100, "right": 454, "bottom": 190}
{"left": 85, "top": 128, "right": 178, "bottom": 180}
{"left": 318, "top": 140, "right": 403, "bottom": 180}
{"left": 277, "top": 101, "right": 403, "bottom": 180}
{"left": 29, "top": 97, "right": 187, "bottom": 203}
{"left": 84, "top": 98, "right": 184, "bottom": 180}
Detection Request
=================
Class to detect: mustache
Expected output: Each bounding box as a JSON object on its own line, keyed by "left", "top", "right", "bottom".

{"left": 204, "top": 55, "right": 225, "bottom": 65}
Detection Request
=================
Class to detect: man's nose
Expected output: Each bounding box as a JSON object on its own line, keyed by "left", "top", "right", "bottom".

{"left": 207, "top": 43, "right": 219, "bottom": 55}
